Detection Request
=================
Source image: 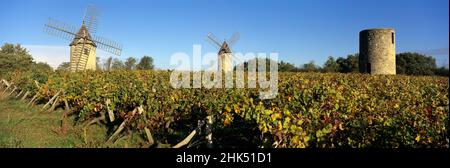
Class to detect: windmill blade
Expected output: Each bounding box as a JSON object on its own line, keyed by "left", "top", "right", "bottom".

{"left": 206, "top": 32, "right": 222, "bottom": 48}
{"left": 44, "top": 18, "right": 77, "bottom": 41}
{"left": 84, "top": 4, "right": 99, "bottom": 35}
{"left": 206, "top": 37, "right": 220, "bottom": 50}
{"left": 226, "top": 32, "right": 240, "bottom": 47}
{"left": 92, "top": 35, "right": 122, "bottom": 56}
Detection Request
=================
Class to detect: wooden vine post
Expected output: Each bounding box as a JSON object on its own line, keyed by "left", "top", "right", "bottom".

{"left": 105, "top": 99, "right": 115, "bottom": 122}
{"left": 16, "top": 90, "right": 23, "bottom": 98}
{"left": 27, "top": 93, "right": 40, "bottom": 107}
{"left": 106, "top": 106, "right": 143, "bottom": 144}
{"left": 21, "top": 91, "right": 29, "bottom": 101}
{"left": 172, "top": 119, "right": 205, "bottom": 148}
{"left": 1, "top": 79, "right": 11, "bottom": 92}
{"left": 41, "top": 90, "right": 61, "bottom": 111}
{"left": 7, "top": 86, "right": 17, "bottom": 96}
{"left": 144, "top": 127, "right": 154, "bottom": 146}
{"left": 205, "top": 115, "right": 213, "bottom": 148}
{"left": 60, "top": 90, "right": 71, "bottom": 135}
{"left": 48, "top": 96, "right": 60, "bottom": 112}
{"left": 1, "top": 83, "right": 11, "bottom": 96}
{"left": 27, "top": 80, "right": 42, "bottom": 107}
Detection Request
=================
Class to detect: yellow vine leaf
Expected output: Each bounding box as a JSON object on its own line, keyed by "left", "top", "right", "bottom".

{"left": 415, "top": 135, "right": 421, "bottom": 142}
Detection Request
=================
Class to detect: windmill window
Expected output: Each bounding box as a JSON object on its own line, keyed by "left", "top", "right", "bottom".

{"left": 391, "top": 32, "right": 395, "bottom": 44}
{"left": 84, "top": 49, "right": 90, "bottom": 55}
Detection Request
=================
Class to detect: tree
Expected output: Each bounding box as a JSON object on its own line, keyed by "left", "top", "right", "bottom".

{"left": 434, "top": 66, "right": 449, "bottom": 77}
{"left": 33, "top": 62, "right": 53, "bottom": 72}
{"left": 0, "top": 43, "right": 34, "bottom": 75}
{"left": 323, "top": 56, "right": 339, "bottom": 72}
{"left": 124, "top": 57, "right": 137, "bottom": 70}
{"left": 96, "top": 57, "right": 102, "bottom": 70}
{"left": 234, "top": 58, "right": 280, "bottom": 72}
{"left": 111, "top": 58, "right": 125, "bottom": 70}
{"left": 336, "top": 53, "right": 359, "bottom": 73}
{"left": 104, "top": 57, "right": 113, "bottom": 71}
{"left": 57, "top": 62, "right": 70, "bottom": 71}
{"left": 278, "top": 61, "right": 299, "bottom": 72}
{"left": 396, "top": 52, "right": 437, "bottom": 76}
{"left": 30, "top": 62, "right": 53, "bottom": 83}
{"left": 301, "top": 61, "right": 319, "bottom": 72}
{"left": 136, "top": 56, "right": 154, "bottom": 70}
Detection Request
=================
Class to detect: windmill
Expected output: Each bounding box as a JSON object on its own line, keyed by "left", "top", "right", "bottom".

{"left": 206, "top": 32, "right": 241, "bottom": 72}
{"left": 44, "top": 5, "right": 122, "bottom": 72}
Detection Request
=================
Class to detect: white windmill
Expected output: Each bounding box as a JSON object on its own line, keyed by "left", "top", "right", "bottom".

{"left": 206, "top": 32, "right": 242, "bottom": 72}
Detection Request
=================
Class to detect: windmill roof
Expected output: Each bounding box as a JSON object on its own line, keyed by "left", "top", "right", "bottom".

{"left": 70, "top": 23, "right": 96, "bottom": 47}
{"left": 218, "top": 41, "right": 231, "bottom": 54}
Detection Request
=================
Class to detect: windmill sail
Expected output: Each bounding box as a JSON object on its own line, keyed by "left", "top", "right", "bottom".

{"left": 44, "top": 18, "right": 122, "bottom": 56}
{"left": 92, "top": 35, "right": 122, "bottom": 56}
{"left": 84, "top": 4, "right": 99, "bottom": 35}
{"left": 206, "top": 32, "right": 222, "bottom": 47}
{"left": 227, "top": 32, "right": 240, "bottom": 47}
{"left": 44, "top": 18, "right": 77, "bottom": 41}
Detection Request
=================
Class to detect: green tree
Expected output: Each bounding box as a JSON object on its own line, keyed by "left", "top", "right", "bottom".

{"left": 96, "top": 57, "right": 102, "bottom": 70}
{"left": 434, "top": 66, "right": 449, "bottom": 77}
{"left": 0, "top": 43, "right": 34, "bottom": 75}
{"left": 104, "top": 57, "right": 113, "bottom": 71}
{"left": 323, "top": 56, "right": 339, "bottom": 72}
{"left": 278, "top": 61, "right": 298, "bottom": 72}
{"left": 136, "top": 56, "right": 154, "bottom": 70}
{"left": 336, "top": 53, "right": 359, "bottom": 73}
{"left": 124, "top": 57, "right": 137, "bottom": 70}
{"left": 32, "top": 62, "right": 53, "bottom": 72}
{"left": 30, "top": 62, "right": 53, "bottom": 83}
{"left": 111, "top": 58, "right": 125, "bottom": 70}
{"left": 396, "top": 52, "right": 437, "bottom": 76}
{"left": 235, "top": 58, "right": 280, "bottom": 72}
{"left": 57, "top": 62, "right": 70, "bottom": 71}
{"left": 301, "top": 61, "right": 319, "bottom": 72}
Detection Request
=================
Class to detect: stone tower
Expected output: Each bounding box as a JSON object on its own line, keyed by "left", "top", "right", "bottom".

{"left": 69, "top": 22, "right": 97, "bottom": 72}
{"left": 218, "top": 41, "right": 232, "bottom": 72}
{"left": 359, "top": 28, "right": 396, "bottom": 75}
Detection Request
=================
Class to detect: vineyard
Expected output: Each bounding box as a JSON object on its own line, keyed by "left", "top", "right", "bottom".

{"left": 0, "top": 70, "right": 448, "bottom": 148}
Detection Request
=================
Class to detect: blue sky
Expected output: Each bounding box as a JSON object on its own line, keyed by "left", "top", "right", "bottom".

{"left": 1, "top": 0, "right": 448, "bottom": 69}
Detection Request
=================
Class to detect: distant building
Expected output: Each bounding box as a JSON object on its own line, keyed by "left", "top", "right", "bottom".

{"left": 359, "top": 28, "right": 396, "bottom": 75}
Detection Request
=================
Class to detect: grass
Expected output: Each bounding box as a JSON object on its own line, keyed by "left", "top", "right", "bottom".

{"left": 0, "top": 96, "right": 144, "bottom": 148}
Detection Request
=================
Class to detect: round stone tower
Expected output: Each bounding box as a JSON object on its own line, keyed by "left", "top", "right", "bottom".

{"left": 359, "top": 28, "right": 396, "bottom": 75}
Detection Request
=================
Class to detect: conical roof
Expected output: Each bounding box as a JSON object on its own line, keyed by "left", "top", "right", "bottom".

{"left": 70, "top": 22, "right": 97, "bottom": 47}
{"left": 218, "top": 41, "right": 232, "bottom": 54}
